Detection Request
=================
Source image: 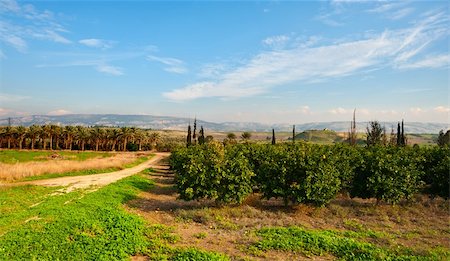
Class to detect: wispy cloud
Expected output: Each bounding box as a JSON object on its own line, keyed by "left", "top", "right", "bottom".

{"left": 397, "top": 54, "right": 449, "bottom": 69}
{"left": 434, "top": 106, "right": 450, "bottom": 113}
{"left": 95, "top": 64, "right": 123, "bottom": 76}
{"left": 0, "top": 93, "right": 30, "bottom": 102}
{"left": 47, "top": 109, "right": 72, "bottom": 116}
{"left": 79, "top": 38, "right": 114, "bottom": 49}
{"left": 262, "top": 35, "right": 290, "bottom": 49}
{"left": 37, "top": 60, "right": 124, "bottom": 76}
{"left": 164, "top": 11, "right": 448, "bottom": 101}
{"left": 0, "top": 0, "right": 71, "bottom": 52}
{"left": 147, "top": 55, "right": 187, "bottom": 74}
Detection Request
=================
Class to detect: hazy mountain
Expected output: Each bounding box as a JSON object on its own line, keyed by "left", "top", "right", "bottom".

{"left": 1, "top": 114, "right": 448, "bottom": 134}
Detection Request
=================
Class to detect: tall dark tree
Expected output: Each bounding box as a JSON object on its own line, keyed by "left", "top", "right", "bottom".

{"left": 198, "top": 126, "right": 205, "bottom": 145}
{"left": 292, "top": 125, "right": 296, "bottom": 142}
{"left": 187, "top": 124, "right": 192, "bottom": 147}
{"left": 271, "top": 129, "right": 276, "bottom": 145}
{"left": 401, "top": 120, "right": 406, "bottom": 146}
{"left": 366, "top": 121, "right": 384, "bottom": 146}
{"left": 397, "top": 122, "right": 401, "bottom": 146}
{"left": 192, "top": 118, "right": 197, "bottom": 144}
{"left": 349, "top": 109, "right": 357, "bottom": 145}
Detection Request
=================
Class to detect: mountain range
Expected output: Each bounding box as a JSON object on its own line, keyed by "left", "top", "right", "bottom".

{"left": 1, "top": 114, "right": 448, "bottom": 134}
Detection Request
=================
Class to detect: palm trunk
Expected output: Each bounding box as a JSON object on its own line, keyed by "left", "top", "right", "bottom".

{"left": 43, "top": 138, "right": 46, "bottom": 150}
{"left": 138, "top": 140, "right": 142, "bottom": 151}
{"left": 7, "top": 138, "right": 11, "bottom": 149}
{"left": 96, "top": 140, "right": 99, "bottom": 151}
{"left": 19, "top": 138, "right": 23, "bottom": 149}
{"left": 82, "top": 141, "right": 85, "bottom": 151}
{"left": 123, "top": 138, "right": 127, "bottom": 151}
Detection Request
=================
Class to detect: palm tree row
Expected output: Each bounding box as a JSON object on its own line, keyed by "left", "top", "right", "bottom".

{"left": 0, "top": 125, "right": 160, "bottom": 151}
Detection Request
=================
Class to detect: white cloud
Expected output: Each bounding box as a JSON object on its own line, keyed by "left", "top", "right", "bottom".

{"left": 390, "top": 8, "right": 414, "bottom": 20}
{"left": 0, "top": 0, "right": 71, "bottom": 53}
{"left": 79, "top": 38, "right": 113, "bottom": 49}
{"left": 297, "top": 106, "right": 311, "bottom": 114}
{"left": 398, "top": 54, "right": 449, "bottom": 69}
{"left": 147, "top": 55, "right": 187, "bottom": 74}
{"left": 434, "top": 106, "right": 450, "bottom": 113}
{"left": 262, "top": 35, "right": 290, "bottom": 49}
{"left": 95, "top": 65, "right": 123, "bottom": 76}
{"left": 410, "top": 107, "right": 423, "bottom": 114}
{"left": 329, "top": 107, "right": 349, "bottom": 115}
{"left": 198, "top": 63, "right": 228, "bottom": 79}
{"left": 0, "top": 93, "right": 30, "bottom": 102}
{"left": 164, "top": 11, "right": 448, "bottom": 101}
{"left": 47, "top": 109, "right": 72, "bottom": 116}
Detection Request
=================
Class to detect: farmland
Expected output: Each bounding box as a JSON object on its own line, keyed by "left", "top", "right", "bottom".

{"left": 0, "top": 143, "right": 448, "bottom": 260}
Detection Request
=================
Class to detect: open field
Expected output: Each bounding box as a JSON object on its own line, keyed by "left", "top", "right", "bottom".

{"left": 1, "top": 152, "right": 447, "bottom": 260}
{"left": 0, "top": 150, "right": 113, "bottom": 163}
{"left": 0, "top": 150, "right": 152, "bottom": 182}
{"left": 1, "top": 149, "right": 448, "bottom": 260}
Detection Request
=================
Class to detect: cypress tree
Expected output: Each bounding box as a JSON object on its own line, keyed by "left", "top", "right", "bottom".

{"left": 187, "top": 125, "right": 192, "bottom": 147}
{"left": 397, "top": 122, "right": 401, "bottom": 146}
{"left": 292, "top": 125, "right": 295, "bottom": 142}
{"left": 272, "top": 129, "right": 276, "bottom": 145}
{"left": 199, "top": 126, "right": 205, "bottom": 145}
{"left": 192, "top": 117, "right": 197, "bottom": 144}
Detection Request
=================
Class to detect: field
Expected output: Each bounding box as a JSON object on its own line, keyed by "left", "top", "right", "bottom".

{"left": 0, "top": 150, "right": 151, "bottom": 182}
{"left": 0, "top": 147, "right": 448, "bottom": 260}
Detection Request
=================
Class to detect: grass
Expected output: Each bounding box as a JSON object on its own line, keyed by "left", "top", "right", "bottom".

{"left": 0, "top": 175, "right": 153, "bottom": 260}
{"left": 0, "top": 150, "right": 112, "bottom": 164}
{"left": 253, "top": 226, "right": 450, "bottom": 260}
{"left": 0, "top": 153, "right": 151, "bottom": 182}
{"left": 0, "top": 172, "right": 230, "bottom": 260}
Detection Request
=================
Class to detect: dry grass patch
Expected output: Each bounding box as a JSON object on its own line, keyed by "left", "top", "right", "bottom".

{"left": 0, "top": 152, "right": 149, "bottom": 182}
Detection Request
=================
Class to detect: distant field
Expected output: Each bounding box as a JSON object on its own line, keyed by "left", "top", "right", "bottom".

{"left": 0, "top": 150, "right": 112, "bottom": 164}
{"left": 156, "top": 129, "right": 438, "bottom": 145}
{"left": 0, "top": 150, "right": 152, "bottom": 182}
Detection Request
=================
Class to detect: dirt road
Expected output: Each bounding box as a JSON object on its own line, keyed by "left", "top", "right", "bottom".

{"left": 14, "top": 152, "right": 170, "bottom": 192}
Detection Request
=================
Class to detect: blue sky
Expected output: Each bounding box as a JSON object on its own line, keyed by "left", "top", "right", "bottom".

{"left": 0, "top": 0, "right": 449, "bottom": 124}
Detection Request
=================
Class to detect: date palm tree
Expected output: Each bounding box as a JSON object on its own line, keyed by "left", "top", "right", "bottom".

{"left": 28, "top": 125, "right": 41, "bottom": 150}
{"left": 63, "top": 126, "right": 76, "bottom": 150}
{"left": 15, "top": 126, "right": 27, "bottom": 150}
{"left": 119, "top": 127, "right": 134, "bottom": 151}
{"left": 91, "top": 127, "right": 105, "bottom": 151}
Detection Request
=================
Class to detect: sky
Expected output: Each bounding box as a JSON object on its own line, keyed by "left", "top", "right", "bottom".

{"left": 0, "top": 0, "right": 449, "bottom": 124}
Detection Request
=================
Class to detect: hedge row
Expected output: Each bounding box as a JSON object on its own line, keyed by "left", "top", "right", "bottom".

{"left": 170, "top": 142, "right": 449, "bottom": 206}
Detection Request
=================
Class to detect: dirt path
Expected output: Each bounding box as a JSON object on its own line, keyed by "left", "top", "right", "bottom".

{"left": 14, "top": 152, "right": 170, "bottom": 192}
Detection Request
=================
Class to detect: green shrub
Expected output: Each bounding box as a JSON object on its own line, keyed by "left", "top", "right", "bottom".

{"left": 422, "top": 146, "right": 450, "bottom": 198}
{"left": 172, "top": 142, "right": 254, "bottom": 204}
{"left": 350, "top": 146, "right": 424, "bottom": 203}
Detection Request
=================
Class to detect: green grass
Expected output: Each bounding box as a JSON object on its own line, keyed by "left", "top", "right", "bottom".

{"left": 0, "top": 175, "right": 153, "bottom": 260}
{"left": 253, "top": 226, "right": 449, "bottom": 260}
{"left": 15, "top": 155, "right": 151, "bottom": 182}
{"left": 0, "top": 172, "right": 230, "bottom": 260}
{"left": 0, "top": 150, "right": 112, "bottom": 164}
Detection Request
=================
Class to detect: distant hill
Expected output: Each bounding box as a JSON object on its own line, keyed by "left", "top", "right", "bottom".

{"left": 0, "top": 114, "right": 448, "bottom": 134}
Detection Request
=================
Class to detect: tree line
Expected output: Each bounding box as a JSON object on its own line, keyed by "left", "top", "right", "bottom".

{"left": 0, "top": 125, "right": 161, "bottom": 151}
